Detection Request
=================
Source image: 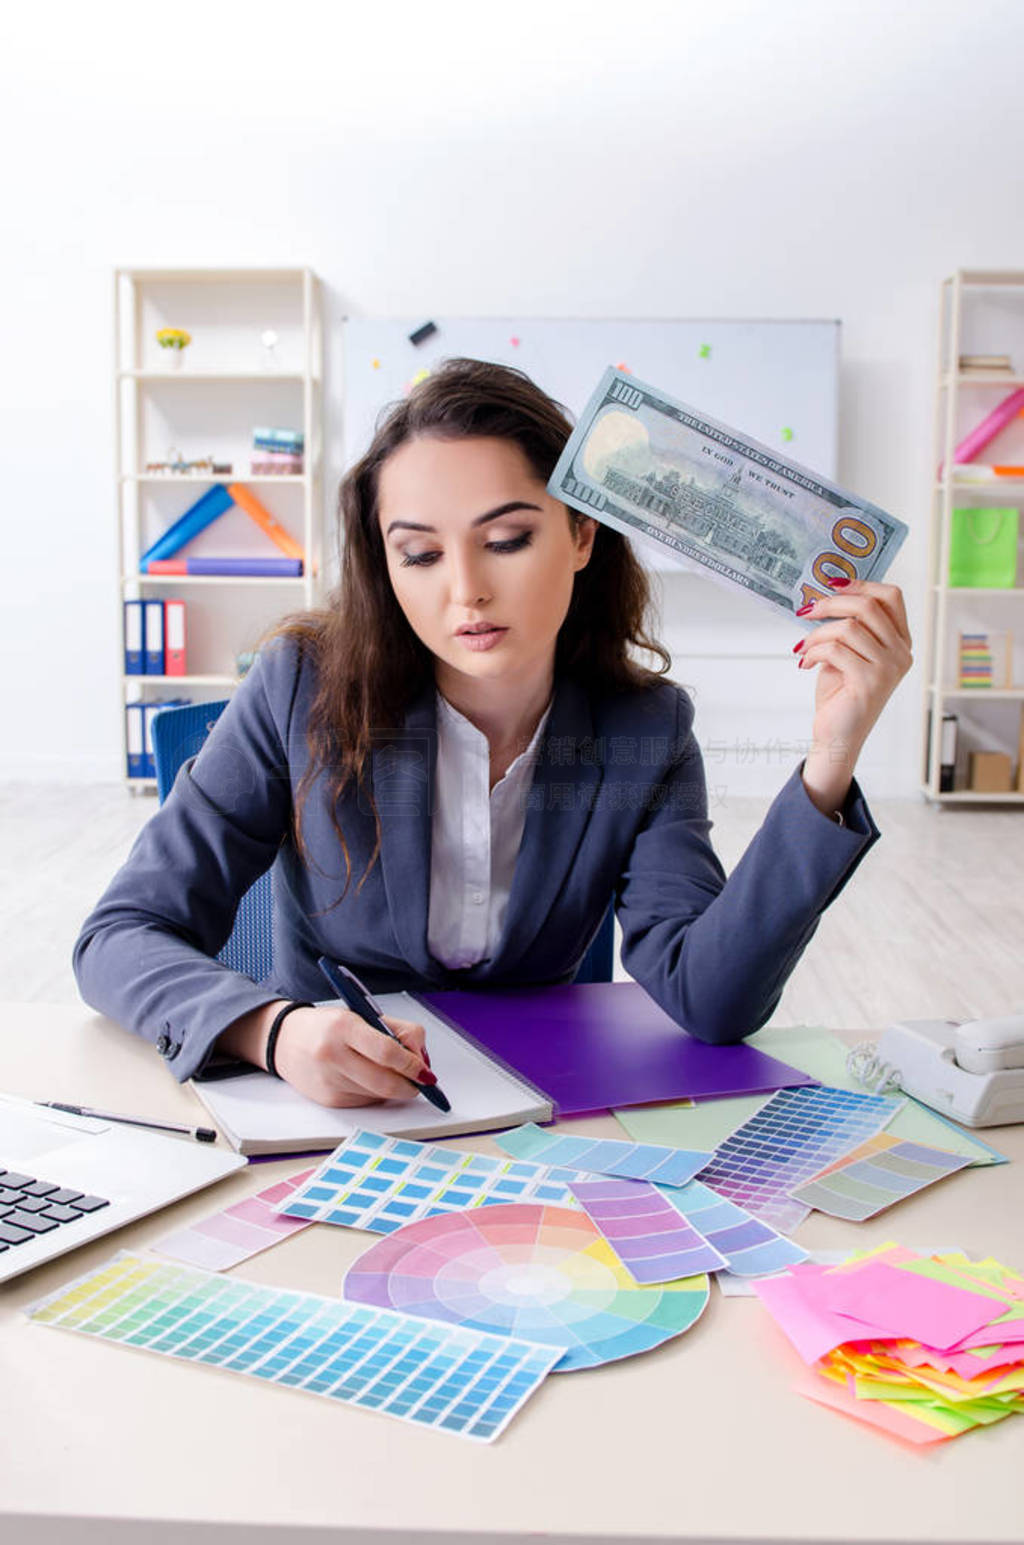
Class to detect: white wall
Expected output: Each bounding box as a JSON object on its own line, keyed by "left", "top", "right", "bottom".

{"left": 2, "top": 0, "right": 1023, "bottom": 795}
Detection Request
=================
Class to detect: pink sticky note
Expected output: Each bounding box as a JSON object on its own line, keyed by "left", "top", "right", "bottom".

{"left": 820, "top": 1261, "right": 1002, "bottom": 1350}
{"left": 947, "top": 1318, "right": 1024, "bottom": 1351}
{"left": 754, "top": 1271, "right": 860, "bottom": 1364}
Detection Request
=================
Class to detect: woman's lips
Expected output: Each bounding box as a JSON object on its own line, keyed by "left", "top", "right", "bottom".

{"left": 456, "top": 627, "right": 509, "bottom": 652}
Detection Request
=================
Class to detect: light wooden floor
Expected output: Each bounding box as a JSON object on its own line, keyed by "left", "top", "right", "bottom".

{"left": 2, "top": 781, "right": 1023, "bottom": 1031}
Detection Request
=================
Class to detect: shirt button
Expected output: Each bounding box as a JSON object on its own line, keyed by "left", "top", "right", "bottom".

{"left": 156, "top": 1034, "right": 171, "bottom": 1055}
{"left": 472, "top": 893, "right": 485, "bottom": 905}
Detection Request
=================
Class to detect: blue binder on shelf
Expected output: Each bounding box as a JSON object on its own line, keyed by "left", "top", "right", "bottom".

{"left": 143, "top": 599, "right": 165, "bottom": 674}
{"left": 141, "top": 698, "right": 191, "bottom": 779}
{"left": 140, "top": 484, "right": 233, "bottom": 572}
{"left": 125, "top": 703, "right": 146, "bottom": 778}
{"left": 123, "top": 600, "right": 144, "bottom": 675}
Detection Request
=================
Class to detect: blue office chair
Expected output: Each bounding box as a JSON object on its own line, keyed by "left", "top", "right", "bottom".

{"left": 574, "top": 906, "right": 615, "bottom": 984}
{"left": 151, "top": 699, "right": 614, "bottom": 987}
{"left": 151, "top": 700, "right": 275, "bottom": 983}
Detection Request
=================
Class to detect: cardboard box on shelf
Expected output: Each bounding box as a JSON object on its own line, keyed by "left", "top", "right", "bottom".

{"left": 969, "top": 751, "right": 1013, "bottom": 793}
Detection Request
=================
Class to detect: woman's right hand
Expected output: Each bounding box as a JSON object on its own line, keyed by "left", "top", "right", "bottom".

{"left": 218, "top": 999, "right": 433, "bottom": 1108}
{"left": 273, "top": 1004, "right": 433, "bottom": 1108}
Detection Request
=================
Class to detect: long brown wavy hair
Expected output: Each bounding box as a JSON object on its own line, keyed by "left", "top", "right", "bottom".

{"left": 271, "top": 357, "right": 671, "bottom": 898}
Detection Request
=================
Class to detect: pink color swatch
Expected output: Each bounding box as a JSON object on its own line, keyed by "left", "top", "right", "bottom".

{"left": 152, "top": 1168, "right": 315, "bottom": 1271}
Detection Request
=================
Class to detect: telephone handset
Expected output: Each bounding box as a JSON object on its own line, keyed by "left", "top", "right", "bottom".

{"left": 849, "top": 1015, "right": 1024, "bottom": 1127}
{"left": 953, "top": 1015, "right": 1024, "bottom": 1075}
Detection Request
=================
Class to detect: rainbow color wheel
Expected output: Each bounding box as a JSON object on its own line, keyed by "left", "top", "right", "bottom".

{"left": 342, "top": 1202, "right": 710, "bottom": 1371}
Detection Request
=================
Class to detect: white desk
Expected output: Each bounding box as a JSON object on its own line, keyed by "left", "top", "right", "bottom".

{"left": 2, "top": 1003, "right": 1022, "bottom": 1545}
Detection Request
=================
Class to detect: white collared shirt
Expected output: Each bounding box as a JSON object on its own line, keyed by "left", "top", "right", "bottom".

{"left": 427, "top": 691, "right": 552, "bottom": 970}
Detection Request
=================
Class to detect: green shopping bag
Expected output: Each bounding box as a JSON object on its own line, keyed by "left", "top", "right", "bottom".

{"left": 949, "top": 507, "right": 1020, "bottom": 588}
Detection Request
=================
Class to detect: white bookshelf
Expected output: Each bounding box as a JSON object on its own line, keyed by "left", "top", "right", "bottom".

{"left": 921, "top": 270, "right": 1024, "bottom": 804}
{"left": 115, "top": 266, "right": 323, "bottom": 791}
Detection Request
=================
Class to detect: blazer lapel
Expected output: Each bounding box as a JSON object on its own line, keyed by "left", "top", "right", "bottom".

{"left": 373, "top": 683, "right": 438, "bottom": 980}
{"left": 492, "top": 676, "right": 604, "bottom": 973}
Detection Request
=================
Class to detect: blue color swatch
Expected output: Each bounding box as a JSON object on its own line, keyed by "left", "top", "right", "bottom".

{"left": 279, "top": 1129, "right": 591, "bottom": 1235}
{"left": 695, "top": 1085, "right": 903, "bottom": 1232}
{"left": 494, "top": 1122, "right": 712, "bottom": 1188}
{"left": 28, "top": 1252, "right": 561, "bottom": 1443}
{"left": 656, "top": 1178, "right": 809, "bottom": 1277}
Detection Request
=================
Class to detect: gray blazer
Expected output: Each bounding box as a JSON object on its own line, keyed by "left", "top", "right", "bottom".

{"left": 73, "top": 641, "right": 880, "bottom": 1081}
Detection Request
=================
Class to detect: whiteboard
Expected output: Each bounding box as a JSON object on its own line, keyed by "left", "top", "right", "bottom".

{"left": 342, "top": 317, "right": 839, "bottom": 480}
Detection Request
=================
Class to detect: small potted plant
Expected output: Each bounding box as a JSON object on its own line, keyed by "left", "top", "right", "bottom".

{"left": 155, "top": 326, "right": 192, "bottom": 369}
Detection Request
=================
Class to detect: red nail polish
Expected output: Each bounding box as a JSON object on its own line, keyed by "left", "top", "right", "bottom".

{"left": 798, "top": 657, "right": 809, "bottom": 669}
{"left": 419, "top": 1067, "right": 438, "bottom": 1085}
{"left": 826, "top": 576, "right": 851, "bottom": 588}
{"left": 792, "top": 638, "right": 805, "bottom": 653}
{"left": 422, "top": 1049, "right": 431, "bottom": 1068}
{"left": 795, "top": 603, "right": 815, "bottom": 617}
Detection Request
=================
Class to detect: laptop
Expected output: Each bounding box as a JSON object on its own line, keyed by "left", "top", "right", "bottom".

{"left": 0, "top": 1092, "right": 246, "bottom": 1284}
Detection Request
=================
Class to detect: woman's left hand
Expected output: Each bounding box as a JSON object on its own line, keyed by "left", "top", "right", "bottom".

{"left": 795, "top": 577, "right": 913, "bottom": 779}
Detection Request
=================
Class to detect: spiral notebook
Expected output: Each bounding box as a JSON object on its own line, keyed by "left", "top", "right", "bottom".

{"left": 190, "top": 993, "right": 553, "bottom": 1155}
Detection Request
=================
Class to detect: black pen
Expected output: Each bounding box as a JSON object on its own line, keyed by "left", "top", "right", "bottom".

{"left": 38, "top": 1101, "right": 217, "bottom": 1144}
{"left": 316, "top": 956, "right": 452, "bottom": 1114}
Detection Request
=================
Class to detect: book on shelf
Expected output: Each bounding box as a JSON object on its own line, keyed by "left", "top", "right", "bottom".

{"left": 941, "top": 713, "right": 958, "bottom": 793}
{"left": 959, "top": 354, "right": 1015, "bottom": 374}
{"left": 253, "top": 425, "right": 304, "bottom": 450}
{"left": 925, "top": 710, "right": 958, "bottom": 791}
{"left": 951, "top": 386, "right": 1024, "bottom": 467}
{"left": 953, "top": 464, "right": 1024, "bottom": 482}
{"left": 142, "top": 599, "right": 164, "bottom": 674}
{"left": 123, "top": 600, "right": 144, "bottom": 674}
{"left": 252, "top": 427, "right": 304, "bottom": 474}
{"left": 164, "top": 599, "right": 187, "bottom": 675}
{"left": 147, "top": 556, "right": 302, "bottom": 577}
{"left": 251, "top": 454, "right": 304, "bottom": 475}
{"left": 958, "top": 630, "right": 1013, "bottom": 689}
{"left": 140, "top": 485, "right": 234, "bottom": 571}
{"left": 125, "top": 702, "right": 144, "bottom": 778}
{"left": 228, "top": 483, "right": 305, "bottom": 561}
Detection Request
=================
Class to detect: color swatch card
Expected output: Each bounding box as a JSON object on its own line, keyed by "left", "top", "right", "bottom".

{"left": 494, "top": 1122, "right": 712, "bottom": 1188}
{"left": 569, "top": 1177, "right": 728, "bottom": 1281}
{"left": 151, "top": 1169, "right": 315, "bottom": 1271}
{"left": 27, "top": 1252, "right": 561, "bottom": 1443}
{"left": 659, "top": 1179, "right": 810, "bottom": 1278}
{"left": 788, "top": 1133, "right": 973, "bottom": 1222}
{"left": 696, "top": 1085, "right": 903, "bottom": 1233}
{"left": 343, "top": 1201, "right": 710, "bottom": 1371}
{"left": 279, "top": 1129, "right": 589, "bottom": 1235}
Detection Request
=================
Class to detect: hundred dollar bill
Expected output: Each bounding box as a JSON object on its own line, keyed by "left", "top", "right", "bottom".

{"left": 548, "top": 368, "right": 908, "bottom": 618}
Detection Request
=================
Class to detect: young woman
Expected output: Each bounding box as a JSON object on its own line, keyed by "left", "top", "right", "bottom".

{"left": 74, "top": 359, "right": 913, "bottom": 1108}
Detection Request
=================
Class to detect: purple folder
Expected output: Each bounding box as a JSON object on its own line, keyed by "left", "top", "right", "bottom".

{"left": 416, "top": 981, "right": 817, "bottom": 1118}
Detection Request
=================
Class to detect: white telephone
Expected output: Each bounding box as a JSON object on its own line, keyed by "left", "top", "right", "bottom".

{"left": 851, "top": 1015, "right": 1024, "bottom": 1127}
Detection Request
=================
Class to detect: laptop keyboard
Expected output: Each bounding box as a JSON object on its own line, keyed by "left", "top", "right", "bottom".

{"left": 0, "top": 1166, "right": 109, "bottom": 1250}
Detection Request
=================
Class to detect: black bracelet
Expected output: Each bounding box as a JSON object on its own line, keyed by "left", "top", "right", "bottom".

{"left": 265, "top": 1001, "right": 313, "bottom": 1078}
